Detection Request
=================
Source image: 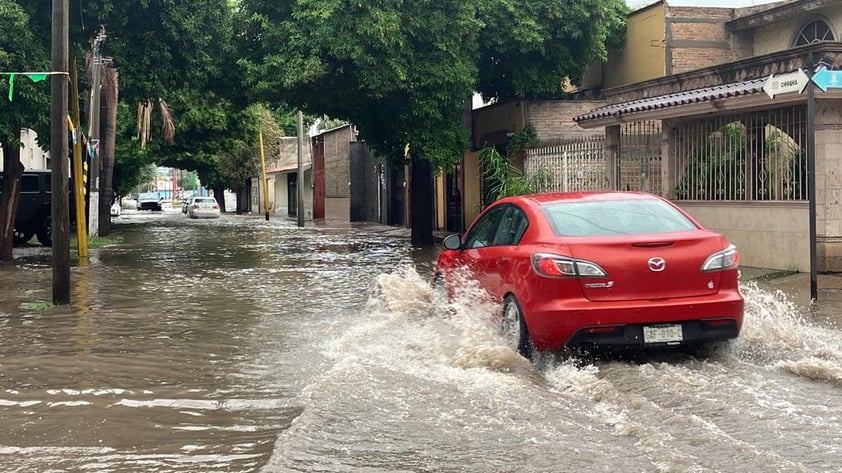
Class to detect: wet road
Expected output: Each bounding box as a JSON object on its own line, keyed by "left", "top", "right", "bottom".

{"left": 1, "top": 210, "right": 841, "bottom": 472}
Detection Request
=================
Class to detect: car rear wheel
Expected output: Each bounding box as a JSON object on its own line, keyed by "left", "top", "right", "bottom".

{"left": 36, "top": 215, "right": 52, "bottom": 247}
{"left": 501, "top": 295, "right": 533, "bottom": 360}
{"left": 13, "top": 229, "right": 34, "bottom": 245}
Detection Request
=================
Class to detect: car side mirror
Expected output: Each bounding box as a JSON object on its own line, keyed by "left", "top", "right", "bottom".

{"left": 442, "top": 233, "right": 462, "bottom": 250}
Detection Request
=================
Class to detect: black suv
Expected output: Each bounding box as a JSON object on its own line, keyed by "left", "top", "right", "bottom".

{"left": 0, "top": 170, "right": 70, "bottom": 247}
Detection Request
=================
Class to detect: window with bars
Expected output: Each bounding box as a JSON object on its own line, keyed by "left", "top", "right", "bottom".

{"left": 672, "top": 106, "right": 808, "bottom": 201}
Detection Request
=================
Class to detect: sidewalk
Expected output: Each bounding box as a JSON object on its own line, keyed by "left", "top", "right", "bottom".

{"left": 740, "top": 266, "right": 842, "bottom": 305}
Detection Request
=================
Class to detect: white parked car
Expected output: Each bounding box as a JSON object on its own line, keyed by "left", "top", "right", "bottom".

{"left": 110, "top": 201, "right": 121, "bottom": 217}
{"left": 187, "top": 196, "right": 221, "bottom": 219}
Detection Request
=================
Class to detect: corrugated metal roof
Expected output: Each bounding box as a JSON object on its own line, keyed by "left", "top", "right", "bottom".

{"left": 574, "top": 77, "right": 766, "bottom": 123}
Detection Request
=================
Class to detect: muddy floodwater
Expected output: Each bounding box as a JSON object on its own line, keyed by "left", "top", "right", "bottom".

{"left": 1, "top": 210, "right": 841, "bottom": 472}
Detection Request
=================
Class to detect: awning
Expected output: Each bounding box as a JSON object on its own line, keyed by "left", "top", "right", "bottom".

{"left": 574, "top": 77, "right": 767, "bottom": 127}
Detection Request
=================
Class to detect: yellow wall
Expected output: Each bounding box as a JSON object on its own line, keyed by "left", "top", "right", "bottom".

{"left": 580, "top": 2, "right": 666, "bottom": 90}
{"left": 435, "top": 172, "right": 446, "bottom": 230}
{"left": 463, "top": 150, "right": 482, "bottom": 227}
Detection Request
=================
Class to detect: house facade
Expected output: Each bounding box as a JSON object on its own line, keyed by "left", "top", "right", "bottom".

{"left": 264, "top": 136, "right": 314, "bottom": 220}
{"left": 574, "top": 0, "right": 842, "bottom": 272}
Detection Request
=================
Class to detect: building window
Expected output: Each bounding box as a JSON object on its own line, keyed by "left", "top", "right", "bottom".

{"left": 795, "top": 19, "right": 835, "bottom": 46}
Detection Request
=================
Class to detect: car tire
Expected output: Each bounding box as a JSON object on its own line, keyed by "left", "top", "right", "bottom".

{"left": 13, "top": 229, "right": 34, "bottom": 245}
{"left": 501, "top": 294, "right": 534, "bottom": 360}
{"left": 36, "top": 215, "right": 52, "bottom": 247}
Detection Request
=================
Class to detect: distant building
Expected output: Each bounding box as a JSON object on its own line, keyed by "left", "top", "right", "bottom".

{"left": 0, "top": 129, "right": 49, "bottom": 171}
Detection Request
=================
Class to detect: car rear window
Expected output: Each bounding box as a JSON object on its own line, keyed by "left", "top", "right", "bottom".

{"left": 541, "top": 199, "right": 697, "bottom": 236}
{"left": 194, "top": 198, "right": 215, "bottom": 203}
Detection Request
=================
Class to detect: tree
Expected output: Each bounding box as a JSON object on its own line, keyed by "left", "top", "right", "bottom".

{"left": 0, "top": 0, "right": 50, "bottom": 262}
{"left": 237, "top": 0, "right": 627, "bottom": 244}
{"left": 475, "top": 0, "right": 627, "bottom": 99}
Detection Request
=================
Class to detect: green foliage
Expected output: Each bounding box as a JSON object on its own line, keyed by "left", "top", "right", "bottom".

{"left": 19, "top": 300, "right": 53, "bottom": 311}
{"left": 506, "top": 123, "right": 540, "bottom": 155}
{"left": 238, "top": 0, "right": 481, "bottom": 168}
{"left": 675, "top": 122, "right": 744, "bottom": 200}
{"left": 0, "top": 0, "right": 50, "bottom": 144}
{"left": 480, "top": 145, "right": 552, "bottom": 201}
{"left": 238, "top": 0, "right": 627, "bottom": 169}
{"left": 71, "top": 234, "right": 122, "bottom": 249}
{"left": 476, "top": 0, "right": 628, "bottom": 99}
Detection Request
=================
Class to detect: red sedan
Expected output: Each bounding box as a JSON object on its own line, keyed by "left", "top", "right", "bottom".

{"left": 434, "top": 191, "right": 744, "bottom": 358}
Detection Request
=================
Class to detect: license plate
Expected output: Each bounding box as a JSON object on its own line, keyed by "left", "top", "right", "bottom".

{"left": 643, "top": 324, "right": 683, "bottom": 344}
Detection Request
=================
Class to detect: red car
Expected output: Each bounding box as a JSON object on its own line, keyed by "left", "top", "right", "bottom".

{"left": 434, "top": 191, "right": 744, "bottom": 358}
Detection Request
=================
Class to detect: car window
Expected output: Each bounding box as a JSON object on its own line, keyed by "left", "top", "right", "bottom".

{"left": 464, "top": 205, "right": 506, "bottom": 248}
{"left": 194, "top": 198, "right": 215, "bottom": 203}
{"left": 542, "top": 199, "right": 697, "bottom": 236}
{"left": 20, "top": 175, "right": 40, "bottom": 193}
{"left": 491, "top": 205, "right": 529, "bottom": 246}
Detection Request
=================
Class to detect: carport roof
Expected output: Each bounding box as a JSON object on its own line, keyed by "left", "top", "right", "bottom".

{"left": 574, "top": 77, "right": 766, "bottom": 124}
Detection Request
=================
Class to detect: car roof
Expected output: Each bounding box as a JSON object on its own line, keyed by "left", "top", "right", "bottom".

{"left": 508, "top": 191, "right": 664, "bottom": 205}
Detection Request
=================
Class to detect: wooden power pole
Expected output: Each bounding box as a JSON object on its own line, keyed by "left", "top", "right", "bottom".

{"left": 51, "top": 0, "right": 70, "bottom": 304}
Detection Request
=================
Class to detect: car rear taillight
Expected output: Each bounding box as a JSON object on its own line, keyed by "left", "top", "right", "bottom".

{"left": 212, "top": 205, "right": 219, "bottom": 209}
{"left": 531, "top": 253, "right": 607, "bottom": 278}
{"left": 192, "top": 204, "right": 199, "bottom": 209}
{"left": 701, "top": 244, "right": 739, "bottom": 272}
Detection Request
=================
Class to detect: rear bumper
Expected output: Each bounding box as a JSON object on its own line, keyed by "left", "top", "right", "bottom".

{"left": 525, "top": 290, "right": 744, "bottom": 351}
{"left": 138, "top": 202, "right": 161, "bottom": 210}
{"left": 190, "top": 210, "right": 220, "bottom": 218}
{"left": 565, "top": 319, "right": 740, "bottom": 350}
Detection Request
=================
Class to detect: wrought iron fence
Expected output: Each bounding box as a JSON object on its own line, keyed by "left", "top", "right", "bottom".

{"left": 672, "top": 106, "right": 808, "bottom": 201}
{"left": 525, "top": 136, "right": 608, "bottom": 192}
{"left": 620, "top": 121, "right": 662, "bottom": 193}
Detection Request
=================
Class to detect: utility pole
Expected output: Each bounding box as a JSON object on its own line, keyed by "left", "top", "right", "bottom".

{"left": 87, "top": 28, "right": 106, "bottom": 237}
{"left": 296, "top": 110, "right": 305, "bottom": 227}
{"left": 50, "top": 0, "right": 70, "bottom": 304}
{"left": 259, "top": 132, "right": 270, "bottom": 221}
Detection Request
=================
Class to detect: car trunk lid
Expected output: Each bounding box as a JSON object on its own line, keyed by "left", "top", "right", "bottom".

{"left": 567, "top": 232, "right": 724, "bottom": 301}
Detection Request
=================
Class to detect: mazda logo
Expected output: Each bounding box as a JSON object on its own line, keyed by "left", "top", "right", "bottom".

{"left": 648, "top": 257, "right": 666, "bottom": 272}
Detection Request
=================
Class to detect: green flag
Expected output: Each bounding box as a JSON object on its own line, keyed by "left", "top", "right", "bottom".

{"left": 25, "top": 73, "right": 47, "bottom": 82}
{"left": 8, "top": 73, "right": 15, "bottom": 101}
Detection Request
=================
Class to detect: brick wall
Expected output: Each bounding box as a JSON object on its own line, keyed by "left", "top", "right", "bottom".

{"left": 274, "top": 137, "right": 311, "bottom": 170}
{"left": 667, "top": 6, "right": 735, "bottom": 74}
{"left": 321, "top": 125, "right": 354, "bottom": 198}
{"left": 526, "top": 100, "right": 607, "bottom": 141}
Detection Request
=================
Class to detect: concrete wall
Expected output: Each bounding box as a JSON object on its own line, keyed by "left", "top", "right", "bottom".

{"left": 271, "top": 169, "right": 313, "bottom": 220}
{"left": 608, "top": 2, "right": 667, "bottom": 88}
{"left": 463, "top": 150, "right": 482, "bottom": 227}
{"left": 472, "top": 101, "right": 525, "bottom": 149}
{"left": 753, "top": 5, "right": 842, "bottom": 56}
{"left": 581, "top": 2, "right": 666, "bottom": 91}
{"left": 324, "top": 197, "right": 350, "bottom": 221}
{"left": 679, "top": 202, "right": 809, "bottom": 271}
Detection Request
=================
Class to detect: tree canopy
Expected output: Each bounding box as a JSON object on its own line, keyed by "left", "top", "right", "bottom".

{"left": 0, "top": 0, "right": 50, "bottom": 144}
{"left": 237, "top": 0, "right": 627, "bottom": 168}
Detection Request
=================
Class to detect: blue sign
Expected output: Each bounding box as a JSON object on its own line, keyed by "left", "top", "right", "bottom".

{"left": 812, "top": 67, "right": 842, "bottom": 92}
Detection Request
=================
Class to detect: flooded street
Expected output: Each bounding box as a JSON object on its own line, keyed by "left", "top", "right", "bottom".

{"left": 1, "top": 210, "right": 841, "bottom": 472}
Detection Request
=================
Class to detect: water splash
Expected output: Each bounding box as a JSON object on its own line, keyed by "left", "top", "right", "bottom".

{"left": 734, "top": 282, "right": 842, "bottom": 386}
